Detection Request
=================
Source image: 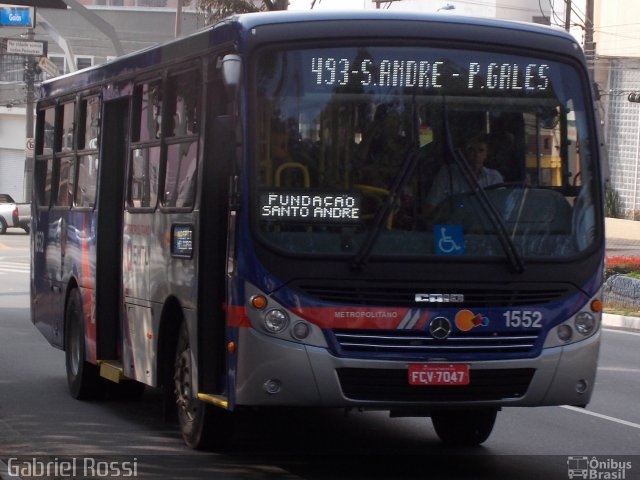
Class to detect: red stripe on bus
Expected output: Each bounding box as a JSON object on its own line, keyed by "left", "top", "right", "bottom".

{"left": 290, "top": 307, "right": 408, "bottom": 329}
{"left": 225, "top": 305, "right": 251, "bottom": 327}
{"left": 80, "top": 216, "right": 97, "bottom": 363}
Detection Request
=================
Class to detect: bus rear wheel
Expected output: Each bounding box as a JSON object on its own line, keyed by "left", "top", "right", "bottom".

{"left": 431, "top": 408, "right": 498, "bottom": 446}
{"left": 65, "top": 289, "right": 105, "bottom": 399}
{"left": 173, "top": 322, "right": 233, "bottom": 450}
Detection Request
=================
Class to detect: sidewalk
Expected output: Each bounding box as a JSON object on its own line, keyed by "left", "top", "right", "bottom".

{"left": 604, "top": 218, "right": 640, "bottom": 330}
{"left": 605, "top": 217, "right": 640, "bottom": 241}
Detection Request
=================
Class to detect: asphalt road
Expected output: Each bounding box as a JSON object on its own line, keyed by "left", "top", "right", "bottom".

{"left": 1, "top": 231, "right": 639, "bottom": 480}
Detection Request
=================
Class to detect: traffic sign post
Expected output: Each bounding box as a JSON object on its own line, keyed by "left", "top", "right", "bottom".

{"left": 25, "top": 138, "right": 35, "bottom": 159}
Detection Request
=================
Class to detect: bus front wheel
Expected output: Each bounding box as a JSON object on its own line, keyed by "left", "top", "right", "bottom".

{"left": 173, "top": 321, "right": 233, "bottom": 450}
{"left": 65, "top": 289, "right": 105, "bottom": 399}
{"left": 431, "top": 408, "right": 498, "bottom": 446}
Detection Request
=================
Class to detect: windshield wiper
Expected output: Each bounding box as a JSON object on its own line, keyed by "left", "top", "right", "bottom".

{"left": 351, "top": 149, "right": 420, "bottom": 271}
{"left": 442, "top": 114, "right": 525, "bottom": 274}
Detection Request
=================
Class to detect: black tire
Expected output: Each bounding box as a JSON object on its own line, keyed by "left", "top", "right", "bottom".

{"left": 23, "top": 225, "right": 30, "bottom": 234}
{"left": 431, "top": 408, "right": 498, "bottom": 446}
{"left": 65, "top": 289, "right": 106, "bottom": 399}
{"left": 173, "top": 321, "right": 233, "bottom": 450}
{"left": 0, "top": 218, "right": 6, "bottom": 235}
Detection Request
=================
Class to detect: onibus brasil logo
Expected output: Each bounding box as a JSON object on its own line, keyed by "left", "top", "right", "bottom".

{"left": 567, "top": 456, "right": 632, "bottom": 479}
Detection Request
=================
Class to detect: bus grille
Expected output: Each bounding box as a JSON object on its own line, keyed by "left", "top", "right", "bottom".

{"left": 336, "top": 368, "right": 535, "bottom": 402}
{"left": 289, "top": 280, "right": 572, "bottom": 307}
{"left": 332, "top": 329, "right": 539, "bottom": 355}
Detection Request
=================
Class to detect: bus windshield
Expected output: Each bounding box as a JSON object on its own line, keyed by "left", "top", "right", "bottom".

{"left": 253, "top": 45, "right": 598, "bottom": 261}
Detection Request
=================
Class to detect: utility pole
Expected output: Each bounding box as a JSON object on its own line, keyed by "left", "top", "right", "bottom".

{"left": 175, "top": 0, "right": 182, "bottom": 37}
{"left": 564, "top": 0, "right": 571, "bottom": 32}
{"left": 584, "top": 0, "right": 595, "bottom": 79}
{"left": 23, "top": 27, "right": 36, "bottom": 203}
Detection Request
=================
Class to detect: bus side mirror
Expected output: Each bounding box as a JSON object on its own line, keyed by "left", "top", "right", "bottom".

{"left": 221, "top": 54, "right": 241, "bottom": 94}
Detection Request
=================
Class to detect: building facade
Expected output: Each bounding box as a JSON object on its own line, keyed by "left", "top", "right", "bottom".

{"left": 592, "top": 1, "right": 640, "bottom": 216}
{"left": 0, "top": 1, "right": 202, "bottom": 201}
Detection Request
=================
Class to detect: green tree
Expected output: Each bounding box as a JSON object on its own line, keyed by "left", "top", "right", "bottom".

{"left": 194, "top": 0, "right": 288, "bottom": 25}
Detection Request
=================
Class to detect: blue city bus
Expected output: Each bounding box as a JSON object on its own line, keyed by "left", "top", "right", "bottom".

{"left": 31, "top": 11, "right": 605, "bottom": 449}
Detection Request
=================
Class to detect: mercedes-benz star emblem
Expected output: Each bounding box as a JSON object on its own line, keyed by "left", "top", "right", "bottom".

{"left": 429, "top": 317, "right": 452, "bottom": 340}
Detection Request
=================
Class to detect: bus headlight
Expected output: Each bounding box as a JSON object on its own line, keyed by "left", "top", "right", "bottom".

{"left": 263, "top": 309, "right": 289, "bottom": 333}
{"left": 557, "top": 324, "right": 573, "bottom": 342}
{"left": 575, "top": 312, "right": 595, "bottom": 336}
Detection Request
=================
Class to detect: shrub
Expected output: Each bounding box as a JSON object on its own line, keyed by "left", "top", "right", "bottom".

{"left": 605, "top": 256, "right": 640, "bottom": 279}
{"left": 605, "top": 188, "right": 624, "bottom": 219}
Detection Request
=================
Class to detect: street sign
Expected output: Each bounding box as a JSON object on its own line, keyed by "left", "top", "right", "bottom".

{"left": 38, "top": 56, "right": 59, "bottom": 77}
{"left": 25, "top": 138, "right": 35, "bottom": 159}
{"left": 3, "top": 38, "right": 46, "bottom": 56}
{"left": 0, "top": 5, "right": 35, "bottom": 27}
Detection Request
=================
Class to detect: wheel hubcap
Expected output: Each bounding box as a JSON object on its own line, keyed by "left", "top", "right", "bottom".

{"left": 174, "top": 348, "right": 196, "bottom": 421}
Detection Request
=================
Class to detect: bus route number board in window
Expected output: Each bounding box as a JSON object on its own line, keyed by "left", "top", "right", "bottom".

{"left": 408, "top": 364, "right": 470, "bottom": 386}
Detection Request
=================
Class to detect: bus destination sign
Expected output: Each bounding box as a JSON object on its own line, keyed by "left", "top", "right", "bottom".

{"left": 260, "top": 191, "right": 361, "bottom": 223}
{"left": 307, "top": 53, "right": 551, "bottom": 94}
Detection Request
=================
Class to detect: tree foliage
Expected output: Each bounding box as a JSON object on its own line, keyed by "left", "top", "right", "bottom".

{"left": 193, "top": 0, "right": 286, "bottom": 25}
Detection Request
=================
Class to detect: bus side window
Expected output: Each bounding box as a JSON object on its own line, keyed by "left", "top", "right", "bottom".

{"left": 76, "top": 97, "right": 100, "bottom": 208}
{"left": 34, "top": 106, "right": 56, "bottom": 207}
{"left": 166, "top": 69, "right": 199, "bottom": 138}
{"left": 165, "top": 143, "right": 197, "bottom": 208}
{"left": 54, "top": 102, "right": 76, "bottom": 207}
{"left": 56, "top": 155, "right": 76, "bottom": 207}
{"left": 129, "top": 80, "right": 163, "bottom": 210}
{"left": 162, "top": 68, "right": 200, "bottom": 209}
{"left": 41, "top": 107, "right": 55, "bottom": 156}
{"left": 59, "top": 102, "right": 75, "bottom": 153}
{"left": 129, "top": 147, "right": 160, "bottom": 209}
{"left": 34, "top": 158, "right": 54, "bottom": 207}
{"left": 76, "top": 155, "right": 98, "bottom": 208}
{"left": 79, "top": 96, "right": 100, "bottom": 151}
{"left": 134, "top": 81, "right": 163, "bottom": 142}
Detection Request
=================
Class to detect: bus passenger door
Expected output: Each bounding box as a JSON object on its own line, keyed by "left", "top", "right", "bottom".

{"left": 95, "top": 97, "right": 129, "bottom": 360}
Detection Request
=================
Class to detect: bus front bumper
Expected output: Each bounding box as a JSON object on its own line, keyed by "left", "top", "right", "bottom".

{"left": 234, "top": 326, "right": 600, "bottom": 409}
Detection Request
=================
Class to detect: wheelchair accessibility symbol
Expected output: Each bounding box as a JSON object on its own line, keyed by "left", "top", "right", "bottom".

{"left": 434, "top": 224, "right": 465, "bottom": 255}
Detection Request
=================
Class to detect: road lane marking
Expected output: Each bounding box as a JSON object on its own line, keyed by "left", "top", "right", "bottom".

{"left": 0, "top": 262, "right": 29, "bottom": 274}
{"left": 561, "top": 405, "right": 640, "bottom": 430}
{"left": 598, "top": 366, "right": 640, "bottom": 373}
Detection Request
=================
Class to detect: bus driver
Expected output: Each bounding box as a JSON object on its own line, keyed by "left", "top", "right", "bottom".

{"left": 425, "top": 133, "right": 503, "bottom": 211}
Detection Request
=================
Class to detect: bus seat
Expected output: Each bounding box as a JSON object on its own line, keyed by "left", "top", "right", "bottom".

{"left": 275, "top": 162, "right": 310, "bottom": 188}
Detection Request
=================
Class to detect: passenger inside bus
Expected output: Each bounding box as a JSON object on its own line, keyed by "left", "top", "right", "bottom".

{"left": 425, "top": 133, "right": 504, "bottom": 213}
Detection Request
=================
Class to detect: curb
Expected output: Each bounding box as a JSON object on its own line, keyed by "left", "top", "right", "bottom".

{"left": 602, "top": 313, "right": 640, "bottom": 331}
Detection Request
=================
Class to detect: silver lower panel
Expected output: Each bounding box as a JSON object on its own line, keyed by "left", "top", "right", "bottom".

{"left": 234, "top": 327, "right": 600, "bottom": 409}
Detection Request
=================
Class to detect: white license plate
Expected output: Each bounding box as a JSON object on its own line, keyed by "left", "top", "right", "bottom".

{"left": 408, "top": 364, "right": 470, "bottom": 386}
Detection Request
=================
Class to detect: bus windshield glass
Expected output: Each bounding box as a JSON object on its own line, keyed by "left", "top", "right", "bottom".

{"left": 253, "top": 45, "right": 598, "bottom": 260}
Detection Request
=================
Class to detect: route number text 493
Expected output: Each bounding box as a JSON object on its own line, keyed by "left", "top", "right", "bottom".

{"left": 503, "top": 310, "right": 542, "bottom": 328}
